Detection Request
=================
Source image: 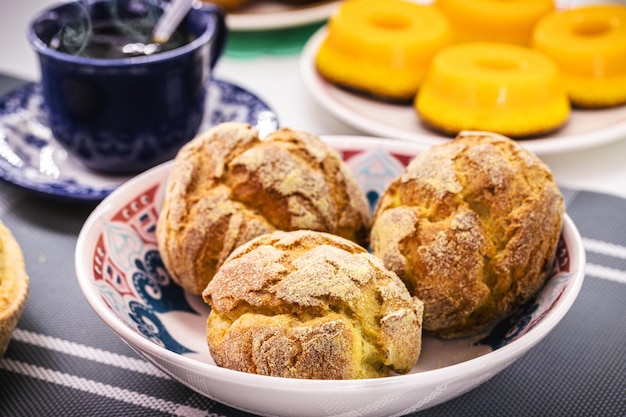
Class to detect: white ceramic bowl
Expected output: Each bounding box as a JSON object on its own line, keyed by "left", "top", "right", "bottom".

{"left": 76, "top": 135, "right": 586, "bottom": 417}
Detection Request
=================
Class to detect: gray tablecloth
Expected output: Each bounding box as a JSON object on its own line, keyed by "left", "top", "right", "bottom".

{"left": 0, "top": 74, "right": 624, "bottom": 417}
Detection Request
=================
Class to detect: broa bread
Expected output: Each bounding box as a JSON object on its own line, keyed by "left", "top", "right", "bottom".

{"left": 370, "top": 131, "right": 564, "bottom": 338}
{"left": 203, "top": 230, "right": 424, "bottom": 379}
{"left": 157, "top": 123, "right": 370, "bottom": 294}
{"left": 0, "top": 220, "right": 29, "bottom": 356}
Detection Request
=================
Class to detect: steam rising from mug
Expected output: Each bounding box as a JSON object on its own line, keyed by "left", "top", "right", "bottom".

{"left": 48, "top": 0, "right": 188, "bottom": 58}
{"left": 28, "top": 0, "right": 227, "bottom": 174}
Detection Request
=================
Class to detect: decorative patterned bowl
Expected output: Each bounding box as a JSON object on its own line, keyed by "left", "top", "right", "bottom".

{"left": 75, "top": 135, "right": 586, "bottom": 417}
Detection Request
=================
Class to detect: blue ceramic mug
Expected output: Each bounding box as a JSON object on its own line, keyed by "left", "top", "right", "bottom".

{"left": 28, "top": 0, "right": 226, "bottom": 174}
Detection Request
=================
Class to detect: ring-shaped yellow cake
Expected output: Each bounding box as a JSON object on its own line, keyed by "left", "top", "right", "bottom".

{"left": 315, "top": 0, "right": 452, "bottom": 102}
{"left": 435, "top": 0, "right": 554, "bottom": 45}
{"left": 415, "top": 42, "right": 570, "bottom": 137}
{"left": 532, "top": 4, "right": 626, "bottom": 108}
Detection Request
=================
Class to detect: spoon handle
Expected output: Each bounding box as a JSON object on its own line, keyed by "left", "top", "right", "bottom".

{"left": 153, "top": 0, "right": 194, "bottom": 43}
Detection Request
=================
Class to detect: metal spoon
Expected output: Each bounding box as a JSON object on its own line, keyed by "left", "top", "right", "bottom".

{"left": 152, "top": 0, "right": 194, "bottom": 44}
{"left": 121, "top": 0, "right": 194, "bottom": 57}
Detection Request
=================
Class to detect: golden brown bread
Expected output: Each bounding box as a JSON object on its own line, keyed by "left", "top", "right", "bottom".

{"left": 370, "top": 131, "right": 564, "bottom": 339}
{"left": 202, "top": 0, "right": 322, "bottom": 12}
{"left": 203, "top": 0, "right": 250, "bottom": 12}
{"left": 203, "top": 230, "right": 424, "bottom": 379}
{"left": 0, "top": 219, "right": 29, "bottom": 356}
{"left": 157, "top": 122, "right": 370, "bottom": 294}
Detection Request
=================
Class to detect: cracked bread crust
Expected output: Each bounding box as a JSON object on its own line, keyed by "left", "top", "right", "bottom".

{"left": 202, "top": 230, "right": 424, "bottom": 379}
{"left": 0, "top": 220, "right": 29, "bottom": 356}
{"left": 370, "top": 131, "right": 564, "bottom": 339}
{"left": 157, "top": 123, "right": 370, "bottom": 294}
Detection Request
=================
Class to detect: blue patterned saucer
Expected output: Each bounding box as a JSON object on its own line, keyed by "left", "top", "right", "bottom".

{"left": 0, "top": 80, "right": 278, "bottom": 202}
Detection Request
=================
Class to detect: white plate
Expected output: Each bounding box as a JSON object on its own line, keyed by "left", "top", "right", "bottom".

{"left": 0, "top": 79, "right": 277, "bottom": 202}
{"left": 300, "top": 27, "right": 626, "bottom": 155}
{"left": 226, "top": 1, "right": 340, "bottom": 31}
{"left": 76, "top": 135, "right": 585, "bottom": 417}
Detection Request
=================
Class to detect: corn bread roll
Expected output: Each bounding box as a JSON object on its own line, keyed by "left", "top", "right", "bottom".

{"left": 157, "top": 123, "right": 370, "bottom": 294}
{"left": 202, "top": 0, "right": 249, "bottom": 12}
{"left": 203, "top": 0, "right": 320, "bottom": 12}
{"left": 0, "top": 219, "right": 29, "bottom": 357}
{"left": 370, "top": 132, "right": 564, "bottom": 339}
{"left": 203, "top": 230, "right": 424, "bottom": 379}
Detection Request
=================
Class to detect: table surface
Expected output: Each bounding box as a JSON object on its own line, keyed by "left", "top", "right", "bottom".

{"left": 0, "top": 2, "right": 625, "bottom": 417}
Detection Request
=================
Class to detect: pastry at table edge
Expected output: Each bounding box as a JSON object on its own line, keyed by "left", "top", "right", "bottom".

{"left": 203, "top": 0, "right": 325, "bottom": 12}
{"left": 156, "top": 122, "right": 370, "bottom": 295}
{"left": 0, "top": 219, "right": 29, "bottom": 357}
{"left": 369, "top": 131, "right": 564, "bottom": 339}
{"left": 205, "top": 0, "right": 249, "bottom": 12}
{"left": 203, "top": 230, "right": 424, "bottom": 379}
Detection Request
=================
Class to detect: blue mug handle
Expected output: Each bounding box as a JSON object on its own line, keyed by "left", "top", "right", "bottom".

{"left": 198, "top": 2, "right": 227, "bottom": 69}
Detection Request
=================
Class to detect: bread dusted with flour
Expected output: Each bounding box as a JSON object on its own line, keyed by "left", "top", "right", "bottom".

{"left": 370, "top": 132, "right": 564, "bottom": 339}
{"left": 203, "top": 230, "right": 424, "bottom": 379}
{"left": 202, "top": 0, "right": 321, "bottom": 12}
{"left": 0, "top": 220, "right": 29, "bottom": 356}
{"left": 156, "top": 123, "right": 370, "bottom": 294}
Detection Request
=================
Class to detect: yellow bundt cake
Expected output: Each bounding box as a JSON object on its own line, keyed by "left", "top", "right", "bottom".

{"left": 434, "top": 0, "right": 554, "bottom": 45}
{"left": 532, "top": 4, "right": 626, "bottom": 108}
{"left": 415, "top": 42, "right": 570, "bottom": 137}
{"left": 315, "top": 0, "right": 452, "bottom": 102}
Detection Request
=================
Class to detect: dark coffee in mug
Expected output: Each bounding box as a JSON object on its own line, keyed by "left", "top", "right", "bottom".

{"left": 28, "top": 0, "right": 226, "bottom": 174}
{"left": 51, "top": 19, "right": 195, "bottom": 59}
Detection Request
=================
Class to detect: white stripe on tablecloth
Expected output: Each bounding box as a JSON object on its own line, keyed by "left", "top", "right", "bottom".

{"left": 585, "top": 263, "right": 626, "bottom": 284}
{"left": 581, "top": 238, "right": 626, "bottom": 284}
{"left": 11, "top": 328, "right": 168, "bottom": 379}
{"left": 583, "top": 238, "right": 626, "bottom": 259}
{"left": 0, "top": 359, "right": 224, "bottom": 417}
